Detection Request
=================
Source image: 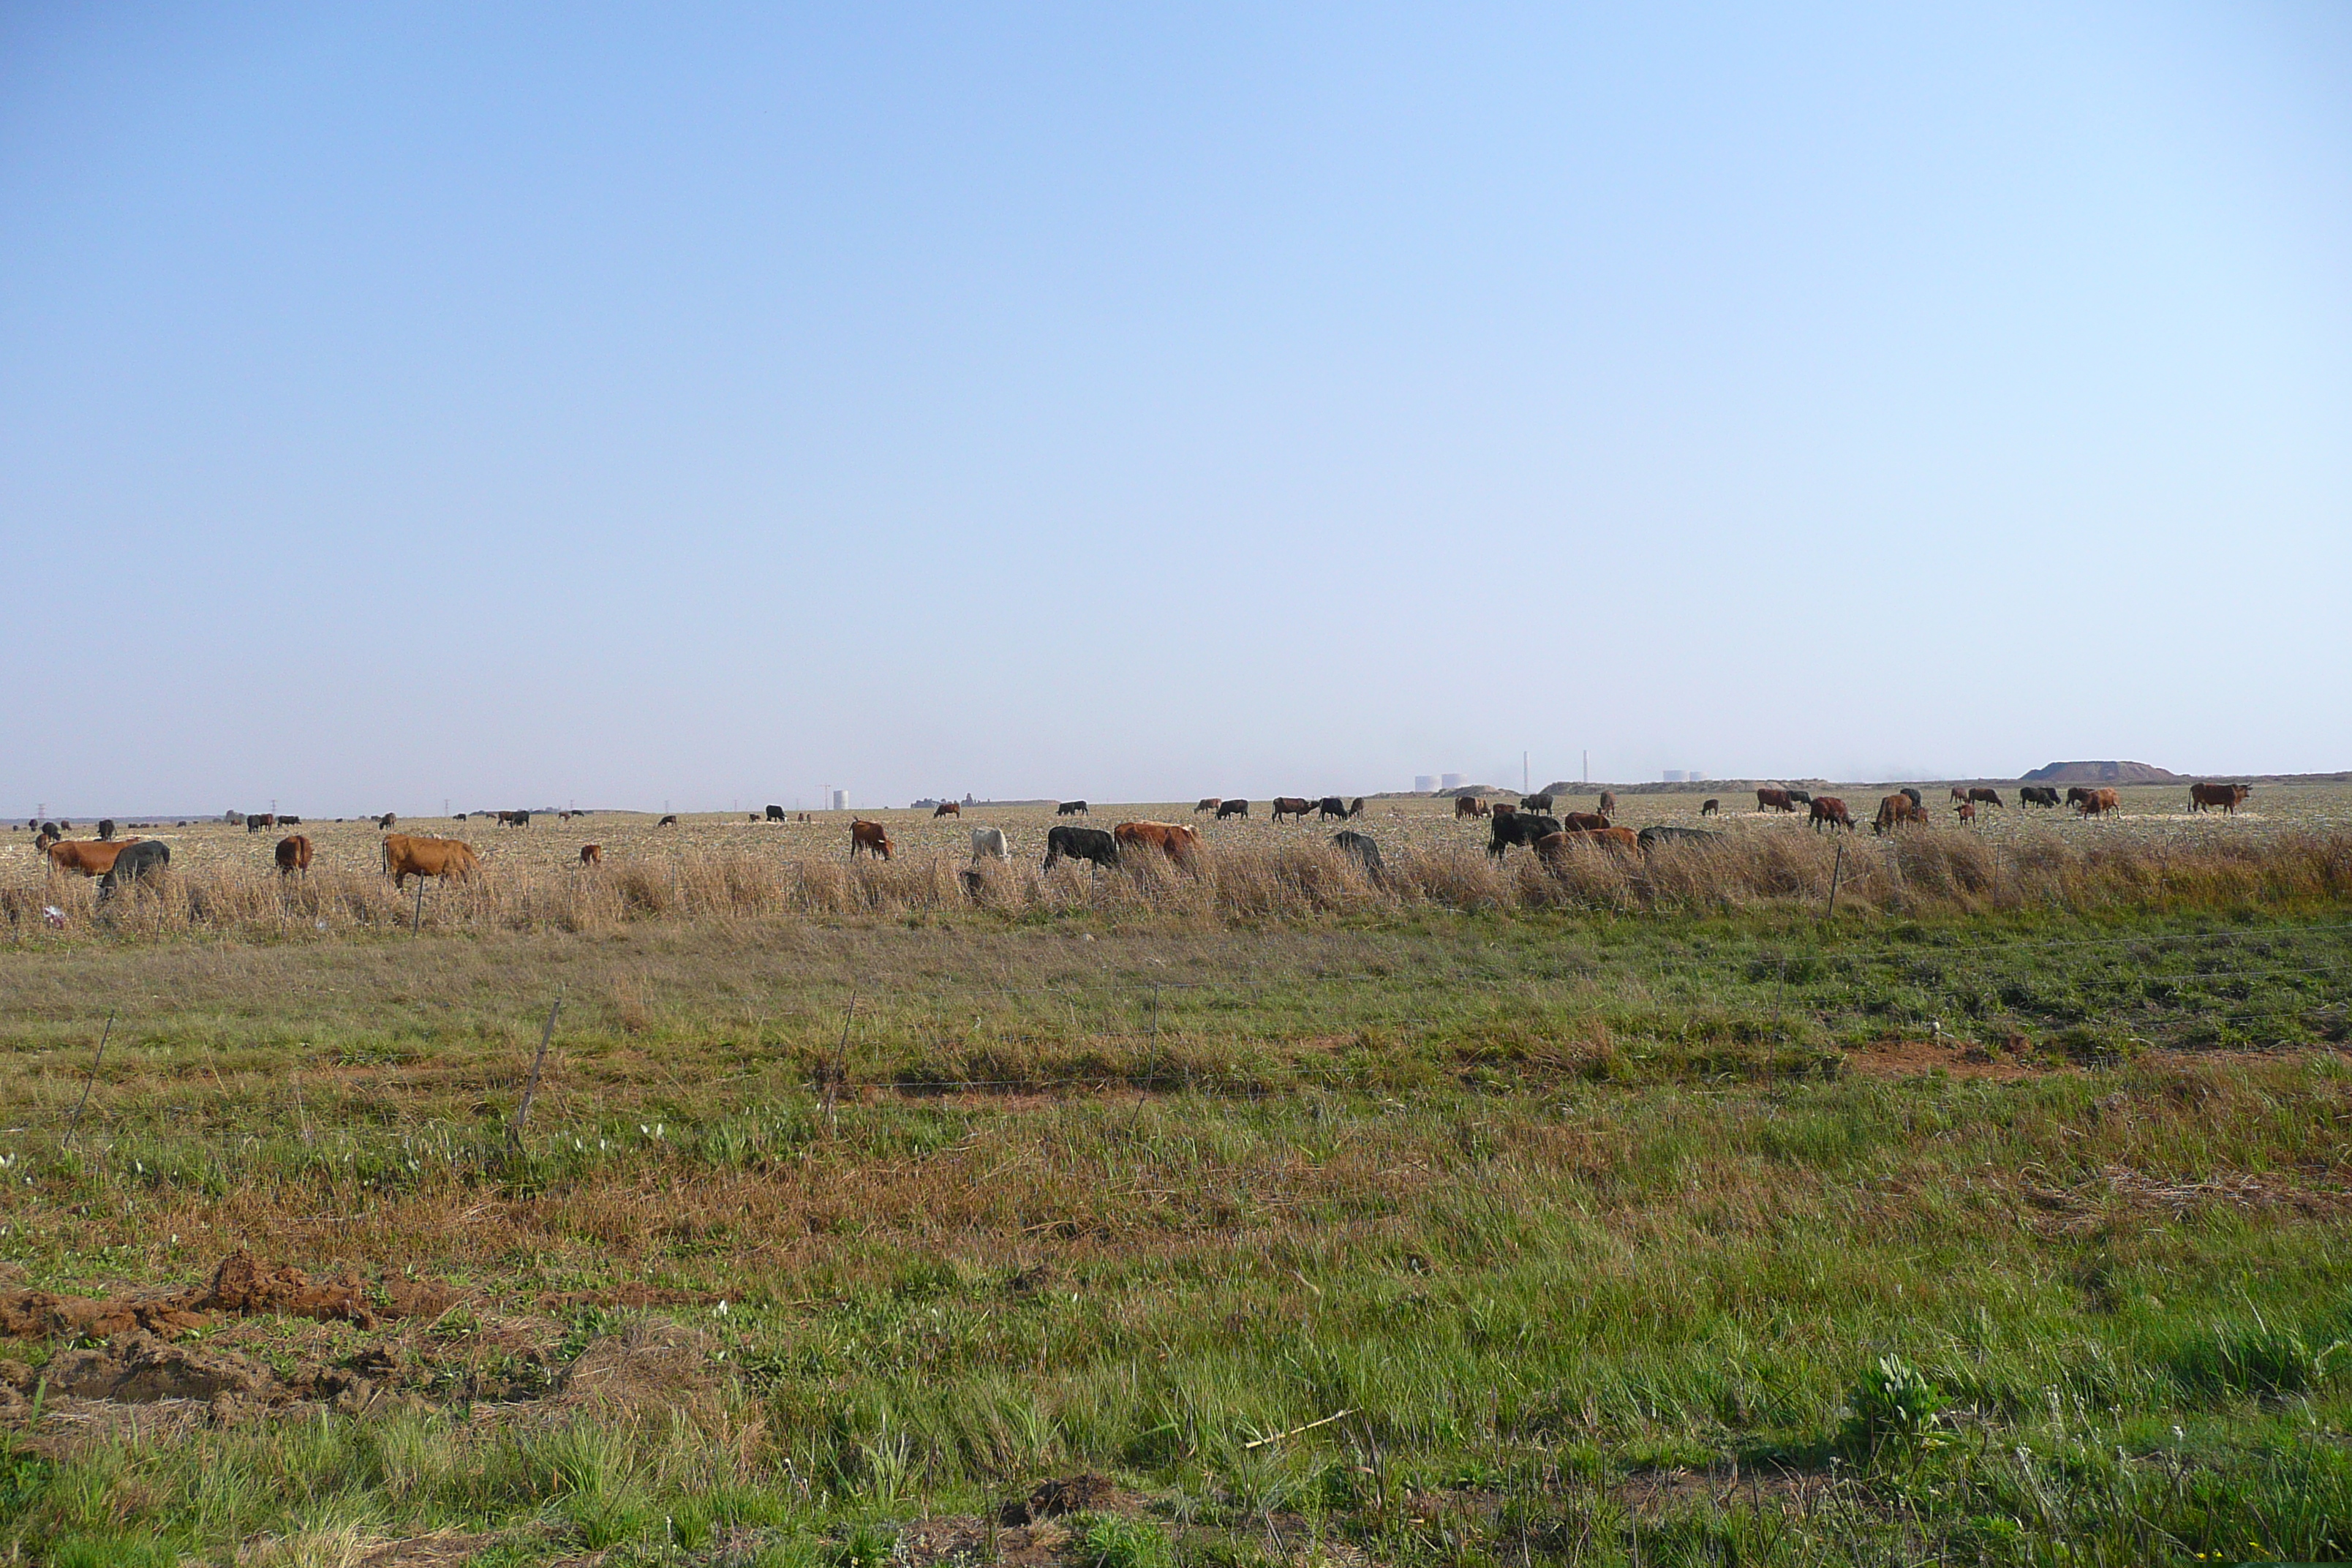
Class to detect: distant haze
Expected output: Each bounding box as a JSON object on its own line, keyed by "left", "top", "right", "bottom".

{"left": 4, "top": 6, "right": 2347, "bottom": 819}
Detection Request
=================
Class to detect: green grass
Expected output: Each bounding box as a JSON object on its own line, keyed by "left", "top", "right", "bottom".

{"left": 0, "top": 902, "right": 2347, "bottom": 1563}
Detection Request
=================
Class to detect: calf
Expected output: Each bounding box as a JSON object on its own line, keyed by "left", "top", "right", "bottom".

{"left": 850, "top": 819, "right": 893, "bottom": 859}
{"left": 1700, "top": 799, "right": 1719, "bottom": 817}
{"left": 1043, "top": 824, "right": 1119, "bottom": 871}
{"left": 1955, "top": 801, "right": 1976, "bottom": 825}
{"left": 1331, "top": 829, "right": 1384, "bottom": 878}
{"left": 580, "top": 844, "right": 603, "bottom": 866}
{"left": 275, "top": 834, "right": 312, "bottom": 875}
{"left": 970, "top": 826, "right": 1009, "bottom": 861}
{"left": 1216, "top": 799, "right": 1249, "bottom": 819}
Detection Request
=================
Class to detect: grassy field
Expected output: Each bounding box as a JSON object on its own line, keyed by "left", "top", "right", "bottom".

{"left": 0, "top": 793, "right": 2349, "bottom": 1564}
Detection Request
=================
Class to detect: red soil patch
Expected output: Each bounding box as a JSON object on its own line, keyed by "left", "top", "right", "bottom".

{"left": 0, "top": 1250, "right": 464, "bottom": 1341}
{"left": 1842, "top": 1037, "right": 2051, "bottom": 1080}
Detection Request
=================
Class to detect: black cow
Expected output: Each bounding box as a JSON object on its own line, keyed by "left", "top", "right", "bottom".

{"left": 658, "top": 813, "right": 679, "bottom": 826}
{"left": 97, "top": 819, "right": 116, "bottom": 841}
{"left": 1700, "top": 799, "right": 1720, "bottom": 816}
{"left": 1316, "top": 796, "right": 1350, "bottom": 820}
{"left": 1637, "top": 826, "right": 1723, "bottom": 852}
{"left": 1787, "top": 791, "right": 1812, "bottom": 806}
{"left": 2019, "top": 786, "right": 2059, "bottom": 807}
{"left": 1216, "top": 799, "right": 1248, "bottom": 819}
{"left": 1043, "top": 824, "right": 1119, "bottom": 871}
{"left": 765, "top": 804, "right": 786, "bottom": 821}
{"left": 1332, "top": 830, "right": 1384, "bottom": 878}
{"left": 1057, "top": 801, "right": 1089, "bottom": 816}
{"left": 1521, "top": 793, "right": 1554, "bottom": 814}
{"left": 1488, "top": 813, "right": 1562, "bottom": 857}
{"left": 97, "top": 840, "right": 170, "bottom": 903}
{"left": 38, "top": 821, "right": 58, "bottom": 839}
{"left": 246, "top": 813, "right": 276, "bottom": 833}
{"left": 1900, "top": 788, "right": 1923, "bottom": 809}
{"left": 1348, "top": 797, "right": 1366, "bottom": 818}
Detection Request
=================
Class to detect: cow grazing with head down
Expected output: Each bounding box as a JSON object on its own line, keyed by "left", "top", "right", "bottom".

{"left": 1348, "top": 797, "right": 1365, "bottom": 818}
{"left": 579, "top": 844, "right": 603, "bottom": 866}
{"left": 1700, "top": 799, "right": 1719, "bottom": 817}
{"left": 1270, "top": 797, "right": 1313, "bottom": 822}
{"left": 275, "top": 834, "right": 312, "bottom": 875}
{"left": 1756, "top": 788, "right": 1796, "bottom": 813}
{"left": 933, "top": 801, "right": 961, "bottom": 818}
{"left": 657, "top": 814, "right": 679, "bottom": 826}
{"left": 1115, "top": 821, "right": 1201, "bottom": 865}
{"left": 1596, "top": 792, "right": 1616, "bottom": 816}
{"left": 97, "top": 819, "right": 116, "bottom": 841}
{"left": 2076, "top": 788, "right": 2120, "bottom": 818}
{"left": 1195, "top": 798, "right": 1221, "bottom": 814}
{"left": 2019, "top": 786, "right": 2060, "bottom": 807}
{"left": 2190, "top": 783, "right": 2251, "bottom": 815}
{"left": 2063, "top": 787, "right": 2091, "bottom": 809}
{"left": 1217, "top": 799, "right": 1248, "bottom": 819}
{"left": 97, "top": 839, "right": 170, "bottom": 902}
{"left": 1950, "top": 786, "right": 1972, "bottom": 805}
{"left": 763, "top": 804, "right": 785, "bottom": 821}
{"left": 1454, "top": 796, "right": 1488, "bottom": 819}
{"left": 1873, "top": 794, "right": 1928, "bottom": 835}
{"left": 45, "top": 837, "right": 140, "bottom": 877}
{"left": 1537, "top": 826, "right": 1640, "bottom": 867}
{"left": 970, "top": 826, "right": 1008, "bottom": 861}
{"left": 1522, "top": 793, "right": 1555, "bottom": 814}
{"left": 1316, "top": 796, "right": 1350, "bottom": 821}
{"left": 1637, "top": 825, "right": 1722, "bottom": 852}
{"left": 1969, "top": 788, "right": 2004, "bottom": 808}
{"left": 1043, "top": 824, "right": 1119, "bottom": 871}
{"left": 1056, "top": 801, "right": 1088, "bottom": 816}
{"left": 377, "top": 813, "right": 397, "bottom": 829}
{"left": 1331, "top": 830, "right": 1384, "bottom": 878}
{"left": 850, "top": 819, "right": 893, "bottom": 859}
{"left": 1488, "top": 813, "right": 1562, "bottom": 857}
{"left": 382, "top": 834, "right": 480, "bottom": 889}
{"left": 1561, "top": 812, "right": 1610, "bottom": 832}
{"left": 1809, "top": 797, "right": 1853, "bottom": 832}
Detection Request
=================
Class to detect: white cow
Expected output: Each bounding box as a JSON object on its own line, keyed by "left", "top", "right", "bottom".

{"left": 970, "top": 826, "right": 1008, "bottom": 860}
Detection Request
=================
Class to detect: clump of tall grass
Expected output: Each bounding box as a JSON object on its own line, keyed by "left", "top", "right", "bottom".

{"left": 7, "top": 829, "right": 2349, "bottom": 943}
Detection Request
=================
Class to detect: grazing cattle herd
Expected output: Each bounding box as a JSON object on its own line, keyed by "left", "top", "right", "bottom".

{"left": 11, "top": 777, "right": 2274, "bottom": 906}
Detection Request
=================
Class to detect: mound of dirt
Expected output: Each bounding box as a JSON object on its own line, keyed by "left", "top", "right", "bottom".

{"left": 1000, "top": 1471, "right": 1124, "bottom": 1526}
{"left": 546, "top": 1317, "right": 723, "bottom": 1426}
{"left": 2020, "top": 761, "right": 2181, "bottom": 784}
{"left": 0, "top": 1251, "right": 465, "bottom": 1343}
{"left": 192, "top": 1251, "right": 375, "bottom": 1327}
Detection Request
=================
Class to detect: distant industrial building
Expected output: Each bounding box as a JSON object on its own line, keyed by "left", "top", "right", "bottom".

{"left": 1441, "top": 772, "right": 1465, "bottom": 790}
{"left": 830, "top": 788, "right": 847, "bottom": 810}
{"left": 1414, "top": 775, "right": 1437, "bottom": 793}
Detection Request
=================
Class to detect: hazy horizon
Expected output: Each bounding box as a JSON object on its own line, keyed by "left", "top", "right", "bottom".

{"left": 6, "top": 5, "right": 2347, "bottom": 818}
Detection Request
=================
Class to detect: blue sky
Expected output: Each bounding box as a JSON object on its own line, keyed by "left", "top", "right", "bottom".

{"left": 4, "top": 4, "right": 2346, "bottom": 813}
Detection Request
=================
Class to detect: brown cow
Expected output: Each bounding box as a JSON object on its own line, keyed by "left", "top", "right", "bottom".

{"left": 1597, "top": 791, "right": 1616, "bottom": 816}
{"left": 274, "top": 834, "right": 312, "bottom": 875}
{"left": 1955, "top": 801, "right": 1976, "bottom": 826}
{"left": 377, "top": 812, "right": 397, "bottom": 829}
{"left": 1270, "top": 797, "right": 1313, "bottom": 822}
{"left": 1561, "top": 812, "right": 1610, "bottom": 832}
{"left": 1454, "top": 796, "right": 1489, "bottom": 819}
{"left": 2189, "top": 782, "right": 2250, "bottom": 815}
{"left": 382, "top": 834, "right": 480, "bottom": 889}
{"left": 1195, "top": 798, "right": 1221, "bottom": 814}
{"left": 1950, "top": 786, "right": 1972, "bottom": 805}
{"left": 45, "top": 838, "right": 140, "bottom": 877}
{"left": 933, "top": 802, "right": 960, "bottom": 818}
{"left": 1872, "top": 794, "right": 1927, "bottom": 834}
{"left": 1537, "top": 826, "right": 1639, "bottom": 864}
{"left": 1809, "top": 797, "right": 1853, "bottom": 832}
{"left": 1969, "top": 788, "right": 2004, "bottom": 809}
{"left": 850, "top": 819, "right": 892, "bottom": 860}
{"left": 579, "top": 844, "right": 603, "bottom": 866}
{"left": 1115, "top": 821, "right": 1201, "bottom": 864}
{"left": 1757, "top": 788, "right": 1796, "bottom": 813}
{"left": 2076, "top": 788, "right": 2119, "bottom": 818}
